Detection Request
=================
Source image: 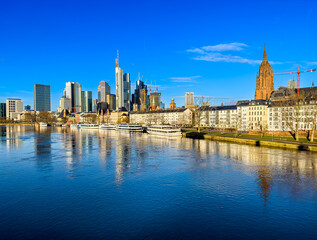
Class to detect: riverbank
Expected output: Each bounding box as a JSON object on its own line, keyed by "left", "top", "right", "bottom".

{"left": 183, "top": 132, "right": 317, "bottom": 152}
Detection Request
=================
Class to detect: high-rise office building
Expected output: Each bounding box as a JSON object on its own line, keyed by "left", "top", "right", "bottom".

{"left": 185, "top": 92, "right": 194, "bottom": 107}
{"left": 106, "top": 94, "right": 116, "bottom": 111}
{"left": 0, "top": 103, "right": 6, "bottom": 118}
{"left": 24, "top": 105, "right": 31, "bottom": 111}
{"left": 34, "top": 84, "right": 51, "bottom": 111}
{"left": 92, "top": 99, "right": 98, "bottom": 112}
{"left": 132, "top": 75, "right": 148, "bottom": 111}
{"left": 81, "top": 91, "right": 92, "bottom": 112}
{"left": 98, "top": 81, "right": 110, "bottom": 102}
{"left": 64, "top": 82, "right": 82, "bottom": 113}
{"left": 6, "top": 98, "right": 23, "bottom": 120}
{"left": 123, "top": 73, "right": 131, "bottom": 110}
{"left": 287, "top": 78, "right": 297, "bottom": 89}
{"left": 115, "top": 54, "right": 130, "bottom": 111}
{"left": 59, "top": 97, "right": 71, "bottom": 112}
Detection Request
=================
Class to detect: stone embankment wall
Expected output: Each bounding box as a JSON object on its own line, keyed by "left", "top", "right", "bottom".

{"left": 183, "top": 132, "right": 317, "bottom": 152}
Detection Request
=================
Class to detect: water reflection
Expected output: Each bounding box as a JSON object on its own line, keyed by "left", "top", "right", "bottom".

{"left": 1, "top": 125, "right": 317, "bottom": 204}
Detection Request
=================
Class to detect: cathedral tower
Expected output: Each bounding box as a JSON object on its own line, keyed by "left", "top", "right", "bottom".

{"left": 255, "top": 46, "right": 274, "bottom": 100}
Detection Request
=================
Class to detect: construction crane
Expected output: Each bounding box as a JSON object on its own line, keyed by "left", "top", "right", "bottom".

{"left": 274, "top": 66, "right": 316, "bottom": 97}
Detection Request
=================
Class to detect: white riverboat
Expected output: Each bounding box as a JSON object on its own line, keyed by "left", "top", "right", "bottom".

{"left": 39, "top": 122, "right": 48, "bottom": 127}
{"left": 80, "top": 124, "right": 99, "bottom": 129}
{"left": 147, "top": 125, "right": 182, "bottom": 136}
{"left": 116, "top": 124, "right": 143, "bottom": 132}
{"left": 99, "top": 123, "right": 117, "bottom": 130}
{"left": 70, "top": 123, "right": 79, "bottom": 129}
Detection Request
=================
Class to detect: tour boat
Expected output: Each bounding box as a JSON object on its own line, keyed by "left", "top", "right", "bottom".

{"left": 116, "top": 124, "right": 143, "bottom": 132}
{"left": 39, "top": 122, "right": 48, "bottom": 127}
{"left": 147, "top": 125, "right": 182, "bottom": 136}
{"left": 99, "top": 123, "right": 117, "bottom": 130}
{"left": 70, "top": 123, "right": 79, "bottom": 129}
{"left": 80, "top": 124, "right": 99, "bottom": 129}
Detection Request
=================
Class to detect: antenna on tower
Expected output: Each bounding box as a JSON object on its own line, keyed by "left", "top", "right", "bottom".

{"left": 150, "top": 80, "right": 152, "bottom": 94}
{"left": 155, "top": 80, "right": 158, "bottom": 92}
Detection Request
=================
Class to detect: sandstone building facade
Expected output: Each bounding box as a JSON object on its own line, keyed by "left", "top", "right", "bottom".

{"left": 255, "top": 46, "right": 274, "bottom": 100}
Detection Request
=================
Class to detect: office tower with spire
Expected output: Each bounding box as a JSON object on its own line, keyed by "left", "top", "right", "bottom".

{"left": 255, "top": 45, "right": 274, "bottom": 100}
{"left": 98, "top": 81, "right": 110, "bottom": 102}
{"left": 115, "top": 51, "right": 130, "bottom": 111}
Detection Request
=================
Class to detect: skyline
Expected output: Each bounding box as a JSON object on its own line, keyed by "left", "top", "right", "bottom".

{"left": 1, "top": 0, "right": 317, "bottom": 110}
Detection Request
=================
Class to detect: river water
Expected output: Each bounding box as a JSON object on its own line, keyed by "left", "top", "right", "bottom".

{"left": 1, "top": 125, "right": 317, "bottom": 239}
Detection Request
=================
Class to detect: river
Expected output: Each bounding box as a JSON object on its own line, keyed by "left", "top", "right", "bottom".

{"left": 1, "top": 125, "right": 317, "bottom": 239}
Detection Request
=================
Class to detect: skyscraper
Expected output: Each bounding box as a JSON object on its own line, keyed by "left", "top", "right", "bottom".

{"left": 132, "top": 75, "right": 148, "bottom": 111}
{"left": 59, "top": 97, "right": 71, "bottom": 112}
{"left": 34, "top": 84, "right": 51, "bottom": 111}
{"left": 64, "top": 82, "right": 82, "bottom": 113}
{"left": 92, "top": 99, "right": 98, "bottom": 112}
{"left": 6, "top": 98, "right": 23, "bottom": 120}
{"left": 106, "top": 94, "right": 116, "bottom": 110}
{"left": 98, "top": 81, "right": 110, "bottom": 102}
{"left": 123, "top": 73, "right": 131, "bottom": 111}
{"left": 0, "top": 103, "right": 6, "bottom": 118}
{"left": 255, "top": 45, "right": 274, "bottom": 100}
{"left": 115, "top": 54, "right": 130, "bottom": 111}
{"left": 81, "top": 91, "right": 92, "bottom": 112}
{"left": 185, "top": 92, "right": 194, "bottom": 107}
{"left": 287, "top": 78, "right": 296, "bottom": 89}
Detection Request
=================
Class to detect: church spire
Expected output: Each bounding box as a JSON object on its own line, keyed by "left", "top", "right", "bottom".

{"left": 263, "top": 44, "right": 267, "bottom": 61}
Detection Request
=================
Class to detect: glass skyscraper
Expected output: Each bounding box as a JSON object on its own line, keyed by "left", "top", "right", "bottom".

{"left": 81, "top": 91, "right": 92, "bottom": 112}
{"left": 34, "top": 84, "right": 51, "bottom": 111}
{"left": 64, "top": 82, "right": 82, "bottom": 113}
{"left": 0, "top": 103, "right": 6, "bottom": 118}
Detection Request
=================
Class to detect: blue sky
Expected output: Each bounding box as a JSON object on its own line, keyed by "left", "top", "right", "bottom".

{"left": 1, "top": 0, "right": 317, "bottom": 110}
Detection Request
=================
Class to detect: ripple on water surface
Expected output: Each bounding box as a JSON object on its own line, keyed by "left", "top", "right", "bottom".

{"left": 0, "top": 125, "right": 317, "bottom": 239}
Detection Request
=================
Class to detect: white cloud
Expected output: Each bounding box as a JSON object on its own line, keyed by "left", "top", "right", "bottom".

{"left": 201, "top": 42, "right": 248, "bottom": 52}
{"left": 187, "top": 42, "right": 282, "bottom": 65}
{"left": 306, "top": 62, "right": 317, "bottom": 66}
{"left": 170, "top": 76, "right": 201, "bottom": 83}
{"left": 193, "top": 52, "right": 262, "bottom": 65}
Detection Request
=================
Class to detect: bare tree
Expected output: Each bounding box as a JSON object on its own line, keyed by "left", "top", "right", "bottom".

{"left": 37, "top": 111, "right": 52, "bottom": 123}
{"left": 277, "top": 94, "right": 307, "bottom": 141}
{"left": 188, "top": 96, "right": 211, "bottom": 133}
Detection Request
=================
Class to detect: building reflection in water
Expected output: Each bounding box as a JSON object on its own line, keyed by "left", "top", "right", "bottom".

{"left": 2, "top": 125, "right": 317, "bottom": 204}
{"left": 34, "top": 127, "right": 52, "bottom": 171}
{"left": 63, "top": 128, "right": 83, "bottom": 171}
{"left": 1, "top": 125, "right": 29, "bottom": 150}
{"left": 192, "top": 139, "right": 317, "bottom": 204}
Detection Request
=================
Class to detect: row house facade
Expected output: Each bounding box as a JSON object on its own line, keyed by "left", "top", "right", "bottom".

{"left": 267, "top": 100, "right": 317, "bottom": 131}
{"left": 130, "top": 109, "right": 192, "bottom": 125}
